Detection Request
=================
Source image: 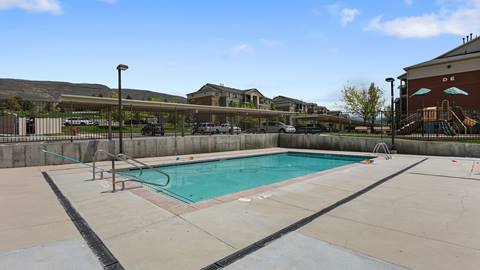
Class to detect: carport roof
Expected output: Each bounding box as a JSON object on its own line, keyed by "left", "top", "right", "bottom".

{"left": 58, "top": 95, "right": 296, "bottom": 116}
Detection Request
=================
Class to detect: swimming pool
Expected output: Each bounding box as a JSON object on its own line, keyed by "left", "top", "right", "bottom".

{"left": 122, "top": 152, "right": 369, "bottom": 203}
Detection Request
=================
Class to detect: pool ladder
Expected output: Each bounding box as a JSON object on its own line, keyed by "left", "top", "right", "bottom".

{"left": 372, "top": 143, "right": 392, "bottom": 160}
{"left": 92, "top": 149, "right": 170, "bottom": 192}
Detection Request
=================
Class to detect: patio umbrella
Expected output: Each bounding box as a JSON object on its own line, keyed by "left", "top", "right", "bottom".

{"left": 411, "top": 88, "right": 432, "bottom": 97}
{"left": 443, "top": 87, "right": 469, "bottom": 96}
{"left": 443, "top": 87, "right": 469, "bottom": 107}
{"left": 410, "top": 88, "right": 432, "bottom": 110}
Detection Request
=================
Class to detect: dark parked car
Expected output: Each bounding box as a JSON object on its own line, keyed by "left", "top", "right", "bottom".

{"left": 294, "top": 124, "right": 327, "bottom": 134}
{"left": 141, "top": 123, "right": 165, "bottom": 136}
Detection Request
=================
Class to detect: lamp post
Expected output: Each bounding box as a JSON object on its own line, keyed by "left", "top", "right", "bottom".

{"left": 385, "top": 77, "right": 396, "bottom": 150}
{"left": 117, "top": 64, "right": 128, "bottom": 154}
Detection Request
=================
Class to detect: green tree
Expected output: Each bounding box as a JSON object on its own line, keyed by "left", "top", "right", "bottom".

{"left": 228, "top": 100, "right": 237, "bottom": 107}
{"left": 3, "top": 96, "right": 21, "bottom": 111}
{"left": 242, "top": 102, "right": 256, "bottom": 109}
{"left": 270, "top": 102, "right": 277, "bottom": 111}
{"left": 341, "top": 83, "right": 384, "bottom": 130}
{"left": 382, "top": 105, "right": 392, "bottom": 125}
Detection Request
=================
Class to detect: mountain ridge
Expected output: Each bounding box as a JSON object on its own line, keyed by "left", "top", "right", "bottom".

{"left": 0, "top": 78, "right": 187, "bottom": 103}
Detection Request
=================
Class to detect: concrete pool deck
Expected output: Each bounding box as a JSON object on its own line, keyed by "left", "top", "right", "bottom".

{"left": 1, "top": 148, "right": 480, "bottom": 269}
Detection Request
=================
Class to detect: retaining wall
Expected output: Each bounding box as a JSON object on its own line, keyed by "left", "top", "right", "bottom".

{"left": 2, "top": 133, "right": 479, "bottom": 168}
{"left": 0, "top": 134, "right": 279, "bottom": 168}
{"left": 279, "top": 134, "right": 480, "bottom": 158}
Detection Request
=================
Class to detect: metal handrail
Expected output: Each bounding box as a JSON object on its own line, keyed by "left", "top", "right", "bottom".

{"left": 115, "top": 153, "right": 171, "bottom": 187}
{"left": 92, "top": 149, "right": 170, "bottom": 192}
{"left": 449, "top": 109, "right": 467, "bottom": 135}
{"left": 373, "top": 142, "right": 392, "bottom": 160}
{"left": 400, "top": 112, "right": 420, "bottom": 128}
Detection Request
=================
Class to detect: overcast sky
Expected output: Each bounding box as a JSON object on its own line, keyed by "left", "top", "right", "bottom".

{"left": 1, "top": 0, "right": 479, "bottom": 109}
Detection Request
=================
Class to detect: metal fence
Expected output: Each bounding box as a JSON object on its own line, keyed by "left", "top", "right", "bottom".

{"left": 1, "top": 100, "right": 480, "bottom": 144}
{"left": 328, "top": 109, "right": 480, "bottom": 142}
{"left": 0, "top": 100, "right": 291, "bottom": 143}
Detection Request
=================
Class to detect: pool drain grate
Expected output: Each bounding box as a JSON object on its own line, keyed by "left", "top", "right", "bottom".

{"left": 42, "top": 172, "right": 124, "bottom": 270}
{"left": 201, "top": 158, "right": 428, "bottom": 270}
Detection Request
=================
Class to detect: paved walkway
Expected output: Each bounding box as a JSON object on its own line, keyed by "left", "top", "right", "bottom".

{"left": 1, "top": 148, "right": 480, "bottom": 269}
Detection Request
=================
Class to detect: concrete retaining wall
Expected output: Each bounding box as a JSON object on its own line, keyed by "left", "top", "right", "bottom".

{"left": 2, "top": 133, "right": 479, "bottom": 168}
{"left": 279, "top": 134, "right": 480, "bottom": 158}
{"left": 0, "top": 134, "right": 279, "bottom": 168}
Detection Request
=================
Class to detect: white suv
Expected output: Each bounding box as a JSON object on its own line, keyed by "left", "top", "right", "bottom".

{"left": 260, "top": 121, "right": 296, "bottom": 133}
{"left": 215, "top": 123, "right": 241, "bottom": 134}
{"left": 193, "top": 122, "right": 215, "bottom": 134}
{"left": 64, "top": 118, "right": 98, "bottom": 126}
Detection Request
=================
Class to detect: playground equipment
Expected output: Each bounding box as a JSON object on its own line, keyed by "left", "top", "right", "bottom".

{"left": 397, "top": 101, "right": 478, "bottom": 136}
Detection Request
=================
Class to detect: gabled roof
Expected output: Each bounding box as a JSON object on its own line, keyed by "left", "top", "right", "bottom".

{"left": 190, "top": 83, "right": 267, "bottom": 98}
{"left": 273, "top": 95, "right": 308, "bottom": 105}
{"left": 438, "top": 35, "right": 480, "bottom": 58}
{"left": 404, "top": 36, "right": 480, "bottom": 71}
{"left": 243, "top": 88, "right": 266, "bottom": 98}
{"left": 204, "top": 83, "right": 246, "bottom": 95}
{"left": 405, "top": 51, "right": 480, "bottom": 70}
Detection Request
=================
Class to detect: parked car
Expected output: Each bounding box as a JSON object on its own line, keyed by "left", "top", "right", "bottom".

{"left": 64, "top": 118, "right": 98, "bottom": 126}
{"left": 294, "top": 124, "right": 327, "bottom": 134}
{"left": 260, "top": 121, "right": 296, "bottom": 133}
{"left": 141, "top": 123, "right": 165, "bottom": 136}
{"left": 192, "top": 122, "right": 215, "bottom": 134}
{"left": 214, "top": 123, "right": 241, "bottom": 134}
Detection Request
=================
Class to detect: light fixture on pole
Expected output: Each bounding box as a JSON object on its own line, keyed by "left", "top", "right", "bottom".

{"left": 385, "top": 77, "right": 396, "bottom": 150}
{"left": 117, "top": 64, "right": 128, "bottom": 154}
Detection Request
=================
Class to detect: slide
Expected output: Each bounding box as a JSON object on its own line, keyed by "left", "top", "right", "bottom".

{"left": 439, "top": 121, "right": 455, "bottom": 136}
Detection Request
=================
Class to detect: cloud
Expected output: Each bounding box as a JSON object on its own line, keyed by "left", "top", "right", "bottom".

{"left": 228, "top": 44, "right": 253, "bottom": 58}
{"left": 323, "top": 3, "right": 360, "bottom": 26}
{"left": 260, "top": 39, "right": 284, "bottom": 48}
{"left": 340, "top": 8, "right": 360, "bottom": 26}
{"left": 366, "top": 0, "right": 480, "bottom": 38}
{"left": 404, "top": 0, "right": 413, "bottom": 5}
{"left": 0, "top": 0, "right": 61, "bottom": 13}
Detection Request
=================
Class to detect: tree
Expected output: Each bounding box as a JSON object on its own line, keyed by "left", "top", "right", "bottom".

{"left": 341, "top": 83, "right": 384, "bottom": 131}
{"left": 1, "top": 96, "right": 33, "bottom": 112}
{"left": 270, "top": 102, "right": 277, "bottom": 111}
{"left": 383, "top": 105, "right": 392, "bottom": 125}
{"left": 126, "top": 95, "right": 133, "bottom": 100}
{"left": 228, "top": 100, "right": 237, "bottom": 107}
{"left": 242, "top": 102, "right": 256, "bottom": 109}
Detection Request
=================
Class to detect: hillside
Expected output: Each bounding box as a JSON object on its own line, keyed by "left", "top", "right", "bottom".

{"left": 0, "top": 78, "right": 187, "bottom": 103}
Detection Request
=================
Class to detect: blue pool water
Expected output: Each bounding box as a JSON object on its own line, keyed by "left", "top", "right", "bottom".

{"left": 122, "top": 152, "right": 368, "bottom": 203}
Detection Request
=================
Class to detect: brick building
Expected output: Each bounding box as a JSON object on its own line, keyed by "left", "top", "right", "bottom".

{"left": 396, "top": 35, "right": 480, "bottom": 124}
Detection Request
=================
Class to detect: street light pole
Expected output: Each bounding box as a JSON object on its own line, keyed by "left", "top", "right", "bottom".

{"left": 385, "top": 77, "right": 396, "bottom": 150}
{"left": 117, "top": 64, "right": 129, "bottom": 154}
